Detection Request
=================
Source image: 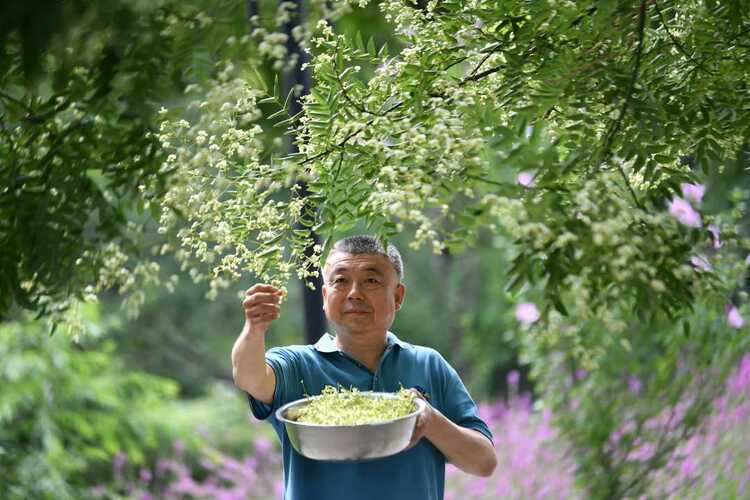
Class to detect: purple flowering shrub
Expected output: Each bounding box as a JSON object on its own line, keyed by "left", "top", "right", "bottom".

{"left": 101, "top": 357, "right": 750, "bottom": 499}
{"left": 447, "top": 356, "right": 750, "bottom": 499}
{"left": 646, "top": 353, "right": 750, "bottom": 498}
{"left": 93, "top": 436, "right": 283, "bottom": 500}
{"left": 445, "top": 372, "right": 579, "bottom": 499}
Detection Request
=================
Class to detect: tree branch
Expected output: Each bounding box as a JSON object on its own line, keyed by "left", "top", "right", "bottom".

{"left": 442, "top": 55, "right": 469, "bottom": 72}
{"left": 460, "top": 64, "right": 504, "bottom": 84}
{"left": 466, "top": 174, "right": 505, "bottom": 188}
{"left": 298, "top": 100, "right": 404, "bottom": 166}
{"left": 597, "top": 0, "right": 647, "bottom": 210}
{"left": 0, "top": 114, "right": 15, "bottom": 155}
{"left": 467, "top": 49, "right": 495, "bottom": 79}
{"left": 0, "top": 90, "right": 33, "bottom": 114}
{"left": 333, "top": 40, "right": 378, "bottom": 116}
{"left": 654, "top": 1, "right": 714, "bottom": 76}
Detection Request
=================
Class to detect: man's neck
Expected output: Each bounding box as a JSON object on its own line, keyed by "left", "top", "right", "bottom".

{"left": 334, "top": 329, "right": 388, "bottom": 373}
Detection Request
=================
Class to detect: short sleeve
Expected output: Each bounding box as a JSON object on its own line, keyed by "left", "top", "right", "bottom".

{"left": 247, "top": 346, "right": 301, "bottom": 420}
{"left": 438, "top": 356, "right": 494, "bottom": 445}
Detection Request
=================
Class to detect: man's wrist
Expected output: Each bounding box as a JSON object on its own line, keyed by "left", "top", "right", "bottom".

{"left": 243, "top": 320, "right": 267, "bottom": 337}
{"left": 421, "top": 405, "right": 444, "bottom": 441}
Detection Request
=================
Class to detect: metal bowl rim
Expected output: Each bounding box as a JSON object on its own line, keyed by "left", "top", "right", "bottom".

{"left": 275, "top": 391, "right": 426, "bottom": 428}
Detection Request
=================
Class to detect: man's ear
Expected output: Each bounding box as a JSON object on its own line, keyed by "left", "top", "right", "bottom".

{"left": 395, "top": 283, "right": 406, "bottom": 310}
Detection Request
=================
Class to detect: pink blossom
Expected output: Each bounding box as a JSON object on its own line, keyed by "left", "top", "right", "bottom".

{"left": 156, "top": 458, "right": 176, "bottom": 475}
{"left": 254, "top": 435, "right": 274, "bottom": 456}
{"left": 727, "top": 305, "right": 744, "bottom": 329}
{"left": 173, "top": 440, "right": 185, "bottom": 455}
{"left": 517, "top": 171, "right": 535, "bottom": 188}
{"left": 507, "top": 370, "right": 521, "bottom": 389}
{"left": 690, "top": 254, "right": 712, "bottom": 272}
{"left": 708, "top": 224, "right": 722, "bottom": 249}
{"left": 274, "top": 480, "right": 285, "bottom": 498}
{"left": 668, "top": 197, "right": 701, "bottom": 227}
{"left": 515, "top": 302, "right": 540, "bottom": 326}
{"left": 727, "top": 355, "right": 750, "bottom": 396}
{"left": 90, "top": 486, "right": 107, "bottom": 498}
{"left": 113, "top": 452, "right": 128, "bottom": 478}
{"left": 628, "top": 376, "right": 642, "bottom": 395}
{"left": 681, "top": 183, "right": 705, "bottom": 203}
{"left": 680, "top": 456, "right": 698, "bottom": 478}
{"left": 628, "top": 440, "right": 657, "bottom": 462}
{"left": 140, "top": 468, "right": 152, "bottom": 483}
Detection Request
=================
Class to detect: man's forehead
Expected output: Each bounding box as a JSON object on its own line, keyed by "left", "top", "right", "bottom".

{"left": 324, "top": 251, "right": 394, "bottom": 274}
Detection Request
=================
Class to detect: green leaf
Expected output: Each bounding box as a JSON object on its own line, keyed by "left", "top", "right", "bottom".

{"left": 257, "top": 246, "right": 281, "bottom": 258}
{"left": 354, "top": 31, "right": 365, "bottom": 53}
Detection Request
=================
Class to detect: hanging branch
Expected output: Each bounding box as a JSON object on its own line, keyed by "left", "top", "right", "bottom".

{"left": 0, "top": 90, "right": 33, "bottom": 114}
{"left": 597, "top": 0, "right": 647, "bottom": 210}
{"left": 298, "top": 100, "right": 404, "bottom": 166}
{"left": 653, "top": 1, "right": 714, "bottom": 76}
{"left": 333, "top": 40, "right": 378, "bottom": 116}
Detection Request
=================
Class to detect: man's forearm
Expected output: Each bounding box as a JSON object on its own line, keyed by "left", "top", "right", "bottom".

{"left": 231, "top": 323, "right": 275, "bottom": 404}
{"left": 424, "top": 410, "right": 497, "bottom": 477}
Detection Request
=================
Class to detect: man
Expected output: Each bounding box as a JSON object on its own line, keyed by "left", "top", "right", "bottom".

{"left": 232, "top": 235, "right": 496, "bottom": 500}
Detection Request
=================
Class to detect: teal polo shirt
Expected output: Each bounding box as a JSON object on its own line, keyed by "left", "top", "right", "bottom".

{"left": 247, "top": 331, "right": 493, "bottom": 500}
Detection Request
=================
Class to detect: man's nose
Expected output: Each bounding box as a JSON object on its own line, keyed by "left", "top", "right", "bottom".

{"left": 347, "top": 281, "right": 364, "bottom": 300}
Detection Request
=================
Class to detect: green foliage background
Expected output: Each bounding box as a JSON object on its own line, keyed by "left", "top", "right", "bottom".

{"left": 2, "top": 0, "right": 750, "bottom": 498}
{"left": 0, "top": 308, "right": 177, "bottom": 498}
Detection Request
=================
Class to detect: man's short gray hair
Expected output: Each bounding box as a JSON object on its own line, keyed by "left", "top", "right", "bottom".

{"left": 330, "top": 235, "right": 404, "bottom": 281}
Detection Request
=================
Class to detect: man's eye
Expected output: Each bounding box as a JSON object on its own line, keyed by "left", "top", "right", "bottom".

{"left": 364, "top": 278, "right": 382, "bottom": 287}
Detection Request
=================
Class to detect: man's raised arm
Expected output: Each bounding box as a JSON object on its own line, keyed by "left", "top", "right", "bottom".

{"left": 231, "top": 284, "right": 283, "bottom": 405}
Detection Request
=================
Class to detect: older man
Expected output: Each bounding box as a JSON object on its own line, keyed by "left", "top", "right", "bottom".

{"left": 232, "top": 235, "right": 496, "bottom": 500}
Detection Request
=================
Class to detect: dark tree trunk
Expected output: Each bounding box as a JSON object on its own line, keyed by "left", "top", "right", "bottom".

{"left": 279, "top": 0, "right": 325, "bottom": 344}
{"left": 246, "top": 0, "right": 258, "bottom": 20}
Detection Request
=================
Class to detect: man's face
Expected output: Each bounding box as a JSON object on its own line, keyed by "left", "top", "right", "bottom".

{"left": 322, "top": 251, "right": 405, "bottom": 337}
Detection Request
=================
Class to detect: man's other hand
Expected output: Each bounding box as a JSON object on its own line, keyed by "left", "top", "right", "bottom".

{"left": 406, "top": 388, "right": 435, "bottom": 449}
{"left": 242, "top": 284, "right": 283, "bottom": 336}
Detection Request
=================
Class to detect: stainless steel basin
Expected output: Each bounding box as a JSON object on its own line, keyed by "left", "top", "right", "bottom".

{"left": 275, "top": 392, "right": 427, "bottom": 461}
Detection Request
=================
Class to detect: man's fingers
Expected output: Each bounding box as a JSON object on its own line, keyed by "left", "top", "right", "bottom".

{"left": 405, "top": 388, "right": 432, "bottom": 450}
{"left": 249, "top": 312, "right": 279, "bottom": 323}
{"left": 246, "top": 284, "right": 283, "bottom": 296}
{"left": 243, "top": 292, "right": 281, "bottom": 307}
{"left": 416, "top": 412, "right": 426, "bottom": 431}
{"left": 244, "top": 303, "right": 280, "bottom": 317}
{"left": 244, "top": 291, "right": 282, "bottom": 304}
{"left": 408, "top": 388, "right": 428, "bottom": 403}
{"left": 407, "top": 423, "right": 423, "bottom": 449}
{"left": 247, "top": 309, "right": 280, "bottom": 321}
{"left": 242, "top": 284, "right": 282, "bottom": 336}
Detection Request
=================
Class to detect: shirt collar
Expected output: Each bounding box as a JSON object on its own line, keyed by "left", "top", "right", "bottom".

{"left": 313, "top": 331, "right": 410, "bottom": 353}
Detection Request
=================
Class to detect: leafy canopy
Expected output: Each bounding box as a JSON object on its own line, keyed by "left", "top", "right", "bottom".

{"left": 156, "top": 0, "right": 750, "bottom": 495}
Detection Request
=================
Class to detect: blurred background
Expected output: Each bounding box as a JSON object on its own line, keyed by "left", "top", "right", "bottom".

{"left": 2, "top": 0, "right": 749, "bottom": 499}
{"left": 5, "top": 235, "right": 749, "bottom": 498}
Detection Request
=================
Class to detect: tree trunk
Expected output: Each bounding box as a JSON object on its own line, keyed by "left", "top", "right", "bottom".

{"left": 279, "top": 0, "right": 326, "bottom": 344}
